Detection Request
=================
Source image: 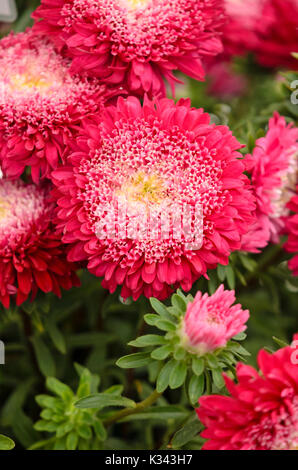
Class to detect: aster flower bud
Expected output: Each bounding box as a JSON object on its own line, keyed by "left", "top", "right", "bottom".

{"left": 118, "top": 287, "right": 250, "bottom": 404}
{"left": 179, "top": 285, "right": 249, "bottom": 356}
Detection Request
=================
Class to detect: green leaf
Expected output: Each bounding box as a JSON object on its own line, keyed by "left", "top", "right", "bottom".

{"left": 217, "top": 265, "right": 226, "bottom": 282}
{"left": 128, "top": 335, "right": 166, "bottom": 348}
{"left": 66, "top": 431, "right": 78, "bottom": 451}
{"left": 0, "top": 435, "right": 15, "bottom": 450}
{"left": 171, "top": 294, "right": 187, "bottom": 313}
{"left": 94, "top": 419, "right": 107, "bottom": 441}
{"left": 155, "top": 319, "right": 177, "bottom": 332}
{"left": 156, "top": 360, "right": 176, "bottom": 393}
{"left": 233, "top": 332, "right": 247, "bottom": 341}
{"left": 150, "top": 297, "right": 171, "bottom": 318}
{"left": 31, "top": 336, "right": 56, "bottom": 377}
{"left": 188, "top": 374, "right": 205, "bottom": 405}
{"left": 169, "top": 361, "right": 187, "bottom": 390}
{"left": 226, "top": 264, "right": 235, "bottom": 290}
{"left": 46, "top": 377, "right": 73, "bottom": 401}
{"left": 151, "top": 344, "right": 173, "bottom": 360}
{"left": 144, "top": 314, "right": 160, "bottom": 326}
{"left": 172, "top": 414, "right": 203, "bottom": 449}
{"left": 44, "top": 318, "right": 66, "bottom": 354}
{"left": 104, "top": 385, "right": 124, "bottom": 396}
{"left": 212, "top": 368, "right": 225, "bottom": 390}
{"left": 116, "top": 352, "right": 152, "bottom": 369}
{"left": 119, "top": 406, "right": 188, "bottom": 422}
{"left": 205, "top": 354, "right": 219, "bottom": 369}
{"left": 77, "top": 424, "right": 92, "bottom": 440}
{"left": 192, "top": 357, "right": 205, "bottom": 376}
{"left": 75, "top": 393, "right": 136, "bottom": 410}
{"left": 272, "top": 336, "right": 289, "bottom": 348}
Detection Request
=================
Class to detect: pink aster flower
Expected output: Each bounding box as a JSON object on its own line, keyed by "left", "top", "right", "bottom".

{"left": 241, "top": 113, "right": 298, "bottom": 252}
{"left": 284, "top": 190, "right": 298, "bottom": 276}
{"left": 206, "top": 61, "right": 247, "bottom": 99}
{"left": 179, "top": 285, "right": 249, "bottom": 355}
{"left": 197, "top": 334, "right": 298, "bottom": 450}
{"left": 32, "top": 0, "right": 225, "bottom": 97}
{"left": 0, "top": 179, "right": 79, "bottom": 308}
{"left": 52, "top": 96, "right": 255, "bottom": 301}
{"left": 0, "top": 29, "right": 109, "bottom": 183}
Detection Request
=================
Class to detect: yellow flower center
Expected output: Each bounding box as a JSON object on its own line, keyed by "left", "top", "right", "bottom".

{"left": 10, "top": 72, "right": 54, "bottom": 92}
{"left": 0, "top": 198, "right": 10, "bottom": 220}
{"left": 119, "top": 172, "right": 167, "bottom": 205}
{"left": 124, "top": 0, "right": 150, "bottom": 9}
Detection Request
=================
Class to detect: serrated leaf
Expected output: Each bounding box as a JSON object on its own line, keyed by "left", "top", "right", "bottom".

{"left": 188, "top": 374, "right": 205, "bottom": 405}
{"left": 75, "top": 393, "right": 136, "bottom": 410}
{"left": 116, "top": 352, "right": 152, "bottom": 369}
{"left": 169, "top": 361, "right": 187, "bottom": 389}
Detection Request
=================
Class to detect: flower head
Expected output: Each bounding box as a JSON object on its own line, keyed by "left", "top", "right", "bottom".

{"left": 0, "top": 179, "right": 79, "bottom": 308}
{"left": 52, "top": 96, "right": 255, "bottom": 300}
{"left": 197, "top": 335, "right": 298, "bottom": 450}
{"left": 0, "top": 30, "right": 109, "bottom": 183}
{"left": 284, "top": 190, "right": 298, "bottom": 275}
{"left": 242, "top": 113, "right": 298, "bottom": 252}
{"left": 180, "top": 285, "right": 249, "bottom": 355}
{"left": 33, "top": 0, "right": 225, "bottom": 96}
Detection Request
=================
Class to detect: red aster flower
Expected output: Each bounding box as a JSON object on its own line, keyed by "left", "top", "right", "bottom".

{"left": 197, "top": 335, "right": 298, "bottom": 450}
{"left": 222, "top": 0, "right": 266, "bottom": 58}
{"left": 223, "top": 0, "right": 298, "bottom": 71}
{"left": 254, "top": 0, "right": 298, "bottom": 71}
{"left": 0, "top": 30, "right": 109, "bottom": 183}
{"left": 284, "top": 190, "right": 298, "bottom": 276}
{"left": 241, "top": 113, "right": 298, "bottom": 253}
{"left": 52, "top": 96, "right": 255, "bottom": 301}
{"left": 32, "top": 0, "right": 225, "bottom": 97}
{"left": 0, "top": 179, "right": 79, "bottom": 308}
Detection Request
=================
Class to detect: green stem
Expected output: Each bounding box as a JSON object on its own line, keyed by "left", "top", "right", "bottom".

{"left": 104, "top": 389, "right": 161, "bottom": 426}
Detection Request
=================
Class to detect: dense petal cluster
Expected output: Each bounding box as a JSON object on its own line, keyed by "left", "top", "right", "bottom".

{"left": 0, "top": 179, "right": 79, "bottom": 308}
{"left": 242, "top": 113, "right": 298, "bottom": 252}
{"left": 284, "top": 190, "right": 298, "bottom": 276}
{"left": 223, "top": 0, "right": 298, "bottom": 70}
{"left": 197, "top": 335, "right": 298, "bottom": 450}
{"left": 179, "top": 285, "right": 249, "bottom": 355}
{"left": 33, "top": 0, "right": 225, "bottom": 96}
{"left": 52, "top": 96, "right": 255, "bottom": 300}
{"left": 0, "top": 30, "right": 109, "bottom": 182}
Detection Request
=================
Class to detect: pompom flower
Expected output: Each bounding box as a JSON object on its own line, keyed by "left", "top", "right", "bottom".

{"left": 242, "top": 113, "right": 298, "bottom": 252}
{"left": 0, "top": 179, "right": 79, "bottom": 308}
{"left": 222, "top": 0, "right": 266, "bottom": 58}
{"left": 33, "top": 0, "right": 225, "bottom": 97}
{"left": 197, "top": 335, "right": 298, "bottom": 450}
{"left": 254, "top": 0, "right": 298, "bottom": 71}
{"left": 223, "top": 0, "right": 298, "bottom": 71}
{"left": 52, "top": 96, "right": 255, "bottom": 301}
{"left": 284, "top": 189, "right": 298, "bottom": 276}
{"left": 0, "top": 30, "right": 109, "bottom": 183}
{"left": 179, "top": 285, "right": 249, "bottom": 355}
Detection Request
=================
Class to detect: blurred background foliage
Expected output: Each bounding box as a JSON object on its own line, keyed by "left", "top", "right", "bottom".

{"left": 0, "top": 0, "right": 297, "bottom": 450}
